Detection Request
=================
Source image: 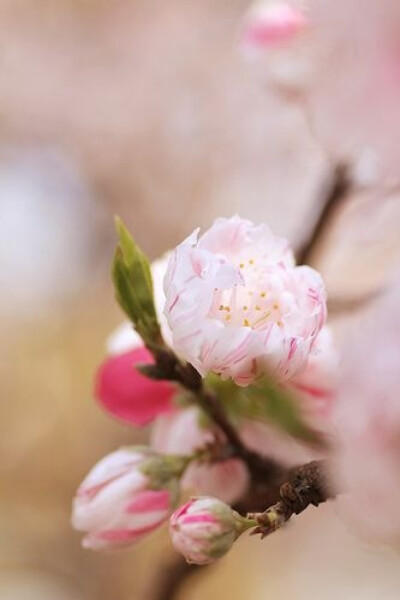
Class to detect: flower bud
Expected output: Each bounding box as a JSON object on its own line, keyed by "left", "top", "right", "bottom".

{"left": 95, "top": 346, "right": 175, "bottom": 426}
{"left": 152, "top": 407, "right": 250, "bottom": 504}
{"left": 170, "top": 497, "right": 253, "bottom": 565}
{"left": 72, "top": 447, "right": 188, "bottom": 550}
{"left": 242, "top": 1, "right": 308, "bottom": 50}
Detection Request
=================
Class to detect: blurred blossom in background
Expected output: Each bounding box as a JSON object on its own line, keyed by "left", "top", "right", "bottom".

{"left": 2, "top": 1, "right": 400, "bottom": 599}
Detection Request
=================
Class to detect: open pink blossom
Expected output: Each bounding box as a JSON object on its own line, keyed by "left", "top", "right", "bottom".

{"left": 242, "top": 1, "right": 308, "bottom": 49}
{"left": 333, "top": 279, "right": 400, "bottom": 544}
{"left": 72, "top": 447, "right": 182, "bottom": 550}
{"left": 164, "top": 216, "right": 327, "bottom": 386}
{"left": 152, "top": 407, "right": 249, "bottom": 504}
{"left": 95, "top": 346, "right": 175, "bottom": 426}
{"left": 170, "top": 497, "right": 247, "bottom": 565}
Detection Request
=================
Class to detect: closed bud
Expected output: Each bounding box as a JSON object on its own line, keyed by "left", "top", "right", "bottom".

{"left": 72, "top": 447, "right": 188, "bottom": 550}
{"left": 95, "top": 346, "right": 175, "bottom": 426}
{"left": 242, "top": 1, "right": 308, "bottom": 50}
{"left": 170, "top": 497, "right": 254, "bottom": 565}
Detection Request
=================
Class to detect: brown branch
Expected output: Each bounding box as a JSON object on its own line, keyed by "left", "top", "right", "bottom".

{"left": 146, "top": 554, "right": 198, "bottom": 600}
{"left": 249, "top": 460, "right": 335, "bottom": 538}
{"left": 327, "top": 287, "right": 383, "bottom": 317}
{"left": 142, "top": 346, "right": 282, "bottom": 482}
{"left": 296, "top": 164, "right": 352, "bottom": 266}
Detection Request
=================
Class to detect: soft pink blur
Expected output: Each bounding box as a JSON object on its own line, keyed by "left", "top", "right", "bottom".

{"left": 242, "top": 1, "right": 308, "bottom": 49}
{"left": 333, "top": 276, "right": 400, "bottom": 544}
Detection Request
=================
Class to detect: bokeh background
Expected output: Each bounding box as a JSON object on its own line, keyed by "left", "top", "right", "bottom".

{"left": 2, "top": 1, "right": 400, "bottom": 598}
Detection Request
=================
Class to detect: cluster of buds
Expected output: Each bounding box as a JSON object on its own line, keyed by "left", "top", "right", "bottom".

{"left": 67, "top": 0, "right": 400, "bottom": 573}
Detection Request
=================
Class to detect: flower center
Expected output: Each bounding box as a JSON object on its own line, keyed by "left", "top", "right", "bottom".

{"left": 210, "top": 258, "right": 286, "bottom": 330}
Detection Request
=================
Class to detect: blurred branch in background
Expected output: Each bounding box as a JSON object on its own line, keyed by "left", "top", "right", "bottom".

{"left": 146, "top": 555, "right": 196, "bottom": 600}
{"left": 296, "top": 163, "right": 351, "bottom": 267}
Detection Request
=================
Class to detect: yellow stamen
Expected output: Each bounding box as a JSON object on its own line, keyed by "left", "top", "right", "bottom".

{"left": 252, "top": 313, "right": 271, "bottom": 328}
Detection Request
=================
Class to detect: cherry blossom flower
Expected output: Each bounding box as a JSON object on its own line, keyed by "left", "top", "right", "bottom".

{"left": 164, "top": 215, "right": 327, "bottom": 386}
{"left": 170, "top": 497, "right": 250, "bottom": 565}
{"left": 72, "top": 447, "right": 185, "bottom": 550}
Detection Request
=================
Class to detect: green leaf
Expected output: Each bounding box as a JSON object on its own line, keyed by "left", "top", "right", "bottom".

{"left": 205, "top": 372, "right": 323, "bottom": 446}
{"left": 112, "top": 216, "right": 161, "bottom": 345}
{"left": 243, "top": 380, "right": 323, "bottom": 446}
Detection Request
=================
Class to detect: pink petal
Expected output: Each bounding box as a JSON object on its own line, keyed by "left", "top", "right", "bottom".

{"left": 126, "top": 490, "right": 170, "bottom": 514}
{"left": 180, "top": 514, "right": 218, "bottom": 525}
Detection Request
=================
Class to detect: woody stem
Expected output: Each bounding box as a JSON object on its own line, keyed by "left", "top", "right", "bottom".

{"left": 249, "top": 460, "right": 335, "bottom": 537}
{"left": 148, "top": 345, "right": 282, "bottom": 481}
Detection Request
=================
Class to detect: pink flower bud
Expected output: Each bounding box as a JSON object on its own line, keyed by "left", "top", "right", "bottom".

{"left": 164, "top": 216, "right": 326, "bottom": 386}
{"left": 152, "top": 407, "right": 250, "bottom": 504}
{"left": 72, "top": 447, "right": 186, "bottom": 550}
{"left": 95, "top": 346, "right": 175, "bottom": 426}
{"left": 170, "top": 497, "right": 250, "bottom": 565}
{"left": 242, "top": 1, "right": 308, "bottom": 49}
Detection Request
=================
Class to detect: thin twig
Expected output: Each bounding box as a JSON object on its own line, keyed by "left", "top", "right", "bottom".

{"left": 249, "top": 460, "right": 334, "bottom": 538}
{"left": 296, "top": 164, "right": 352, "bottom": 266}
{"left": 327, "top": 287, "right": 383, "bottom": 317}
{"left": 145, "top": 346, "right": 283, "bottom": 482}
{"left": 146, "top": 554, "right": 197, "bottom": 600}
